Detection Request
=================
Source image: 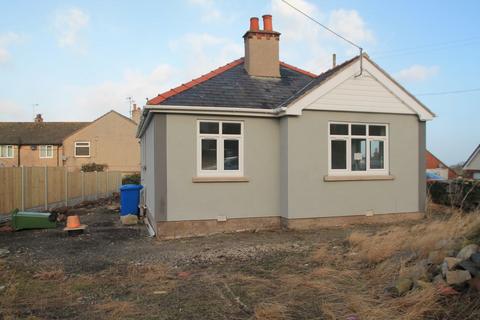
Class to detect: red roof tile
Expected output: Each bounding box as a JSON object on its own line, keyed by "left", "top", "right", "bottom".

{"left": 279, "top": 61, "right": 317, "bottom": 78}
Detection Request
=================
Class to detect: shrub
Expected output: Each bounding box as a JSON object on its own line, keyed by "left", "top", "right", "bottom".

{"left": 122, "top": 173, "right": 141, "bottom": 185}
{"left": 81, "top": 163, "right": 107, "bottom": 172}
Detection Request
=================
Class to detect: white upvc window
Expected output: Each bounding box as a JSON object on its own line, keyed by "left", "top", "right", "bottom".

{"left": 74, "top": 141, "right": 91, "bottom": 157}
{"left": 328, "top": 122, "right": 389, "bottom": 176}
{"left": 0, "top": 145, "right": 14, "bottom": 158}
{"left": 197, "top": 120, "right": 244, "bottom": 177}
{"left": 39, "top": 145, "right": 53, "bottom": 159}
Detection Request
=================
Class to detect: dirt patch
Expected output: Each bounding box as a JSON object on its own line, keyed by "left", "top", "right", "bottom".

{"left": 1, "top": 204, "right": 479, "bottom": 319}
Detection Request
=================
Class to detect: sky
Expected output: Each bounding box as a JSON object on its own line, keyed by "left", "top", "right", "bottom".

{"left": 0, "top": 0, "right": 479, "bottom": 165}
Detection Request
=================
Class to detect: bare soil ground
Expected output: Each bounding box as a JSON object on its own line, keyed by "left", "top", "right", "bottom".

{"left": 0, "top": 203, "right": 479, "bottom": 320}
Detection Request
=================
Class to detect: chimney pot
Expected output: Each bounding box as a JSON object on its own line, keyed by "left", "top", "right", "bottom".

{"left": 244, "top": 14, "right": 280, "bottom": 78}
{"left": 250, "top": 17, "right": 259, "bottom": 31}
{"left": 34, "top": 114, "right": 43, "bottom": 123}
{"left": 332, "top": 53, "right": 337, "bottom": 68}
{"left": 262, "top": 14, "right": 273, "bottom": 31}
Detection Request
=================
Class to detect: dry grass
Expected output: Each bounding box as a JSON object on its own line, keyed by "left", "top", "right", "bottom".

{"left": 254, "top": 302, "right": 288, "bottom": 320}
{"left": 2, "top": 205, "right": 479, "bottom": 320}
{"left": 95, "top": 300, "right": 141, "bottom": 320}
{"left": 348, "top": 210, "right": 480, "bottom": 264}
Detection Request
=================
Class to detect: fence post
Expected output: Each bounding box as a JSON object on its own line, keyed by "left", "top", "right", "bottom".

{"left": 21, "top": 166, "right": 25, "bottom": 211}
{"left": 95, "top": 171, "right": 98, "bottom": 200}
{"left": 81, "top": 171, "right": 85, "bottom": 202}
{"left": 64, "top": 168, "right": 68, "bottom": 207}
{"left": 44, "top": 166, "right": 48, "bottom": 211}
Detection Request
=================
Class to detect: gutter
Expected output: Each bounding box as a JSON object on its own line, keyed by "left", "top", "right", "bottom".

{"left": 136, "top": 105, "right": 288, "bottom": 138}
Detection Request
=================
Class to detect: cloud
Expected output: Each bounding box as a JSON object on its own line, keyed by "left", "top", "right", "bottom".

{"left": 395, "top": 65, "right": 439, "bottom": 82}
{"left": 0, "top": 32, "right": 22, "bottom": 64}
{"left": 0, "top": 99, "right": 29, "bottom": 121}
{"left": 47, "top": 30, "right": 243, "bottom": 121}
{"left": 169, "top": 33, "right": 242, "bottom": 77}
{"left": 271, "top": 0, "right": 375, "bottom": 72}
{"left": 187, "top": 0, "right": 224, "bottom": 23}
{"left": 57, "top": 64, "right": 177, "bottom": 121}
{"left": 53, "top": 7, "right": 89, "bottom": 53}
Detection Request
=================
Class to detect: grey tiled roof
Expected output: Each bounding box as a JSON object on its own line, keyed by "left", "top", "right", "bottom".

{"left": 157, "top": 62, "right": 315, "bottom": 109}
{"left": 0, "top": 122, "right": 88, "bottom": 145}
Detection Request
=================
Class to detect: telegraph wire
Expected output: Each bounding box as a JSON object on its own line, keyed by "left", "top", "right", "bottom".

{"left": 280, "top": 0, "right": 364, "bottom": 74}
{"left": 415, "top": 87, "right": 480, "bottom": 96}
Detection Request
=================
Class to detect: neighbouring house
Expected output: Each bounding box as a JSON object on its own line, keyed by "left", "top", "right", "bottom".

{"left": 137, "top": 15, "right": 435, "bottom": 239}
{"left": 463, "top": 144, "right": 480, "bottom": 179}
{"left": 426, "top": 150, "right": 457, "bottom": 180}
{"left": 0, "top": 108, "right": 141, "bottom": 172}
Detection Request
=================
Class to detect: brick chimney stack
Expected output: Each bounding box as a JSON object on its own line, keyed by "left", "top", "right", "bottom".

{"left": 34, "top": 114, "right": 43, "bottom": 123}
{"left": 131, "top": 104, "right": 141, "bottom": 124}
{"left": 243, "top": 14, "right": 281, "bottom": 78}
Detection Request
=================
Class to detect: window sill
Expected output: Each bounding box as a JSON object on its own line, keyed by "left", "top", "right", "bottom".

{"left": 324, "top": 175, "right": 395, "bottom": 182}
{"left": 192, "top": 176, "right": 250, "bottom": 183}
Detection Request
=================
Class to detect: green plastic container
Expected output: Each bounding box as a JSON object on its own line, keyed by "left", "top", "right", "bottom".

{"left": 11, "top": 210, "right": 57, "bottom": 231}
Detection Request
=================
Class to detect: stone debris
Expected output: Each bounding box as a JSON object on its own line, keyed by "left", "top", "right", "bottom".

{"left": 395, "top": 277, "right": 413, "bottom": 295}
{"left": 446, "top": 270, "right": 472, "bottom": 285}
{"left": 0, "top": 248, "right": 9, "bottom": 258}
{"left": 391, "top": 243, "right": 480, "bottom": 296}
{"left": 120, "top": 214, "right": 138, "bottom": 225}
{"left": 456, "top": 244, "right": 479, "bottom": 260}
{"left": 444, "top": 257, "right": 462, "bottom": 270}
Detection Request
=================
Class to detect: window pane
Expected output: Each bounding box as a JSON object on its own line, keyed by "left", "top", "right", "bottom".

{"left": 351, "top": 124, "right": 366, "bottom": 135}
{"left": 351, "top": 139, "right": 366, "bottom": 171}
{"left": 369, "top": 125, "right": 386, "bottom": 136}
{"left": 224, "top": 140, "right": 239, "bottom": 170}
{"left": 330, "top": 123, "right": 348, "bottom": 135}
{"left": 331, "top": 140, "right": 347, "bottom": 169}
{"left": 201, "top": 139, "right": 217, "bottom": 170}
{"left": 76, "top": 147, "right": 90, "bottom": 156}
{"left": 222, "top": 123, "right": 241, "bottom": 135}
{"left": 370, "top": 140, "right": 384, "bottom": 169}
{"left": 200, "top": 122, "right": 219, "bottom": 134}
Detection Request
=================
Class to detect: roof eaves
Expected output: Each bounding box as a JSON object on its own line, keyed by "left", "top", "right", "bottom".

{"left": 463, "top": 144, "right": 480, "bottom": 169}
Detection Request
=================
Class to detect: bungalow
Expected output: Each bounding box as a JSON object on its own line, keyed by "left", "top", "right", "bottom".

{"left": 426, "top": 150, "right": 457, "bottom": 180}
{"left": 137, "top": 15, "right": 435, "bottom": 239}
{"left": 0, "top": 109, "right": 141, "bottom": 172}
{"left": 463, "top": 144, "right": 480, "bottom": 179}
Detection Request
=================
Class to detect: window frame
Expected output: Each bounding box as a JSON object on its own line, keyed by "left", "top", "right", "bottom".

{"left": 74, "top": 141, "right": 91, "bottom": 158}
{"left": 0, "top": 145, "right": 14, "bottom": 158}
{"left": 197, "top": 120, "right": 244, "bottom": 177}
{"left": 39, "top": 145, "right": 54, "bottom": 159}
{"left": 328, "top": 122, "right": 389, "bottom": 176}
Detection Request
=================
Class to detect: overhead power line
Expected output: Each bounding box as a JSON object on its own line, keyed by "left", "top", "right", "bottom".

{"left": 280, "top": 0, "right": 364, "bottom": 74}
{"left": 415, "top": 87, "right": 480, "bottom": 96}
{"left": 370, "top": 35, "right": 480, "bottom": 57}
{"left": 280, "top": 0, "right": 361, "bottom": 50}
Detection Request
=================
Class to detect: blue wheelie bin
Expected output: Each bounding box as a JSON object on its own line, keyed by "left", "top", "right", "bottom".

{"left": 120, "top": 184, "right": 143, "bottom": 215}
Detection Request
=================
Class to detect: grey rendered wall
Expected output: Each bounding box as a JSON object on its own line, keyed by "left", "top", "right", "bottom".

{"left": 418, "top": 122, "right": 426, "bottom": 212}
{"left": 284, "top": 111, "right": 422, "bottom": 218}
{"left": 154, "top": 114, "right": 168, "bottom": 222}
{"left": 142, "top": 118, "right": 156, "bottom": 222}
{"left": 165, "top": 114, "right": 280, "bottom": 221}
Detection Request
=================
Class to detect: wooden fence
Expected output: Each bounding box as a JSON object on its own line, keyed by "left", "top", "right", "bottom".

{"left": 0, "top": 167, "right": 122, "bottom": 214}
